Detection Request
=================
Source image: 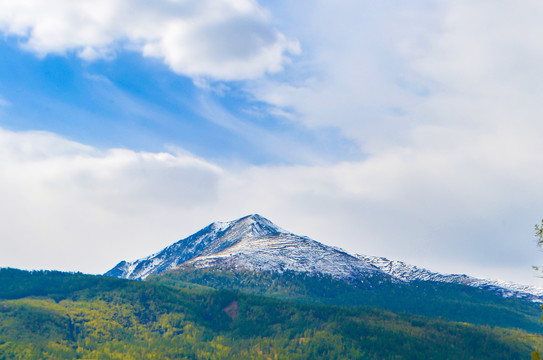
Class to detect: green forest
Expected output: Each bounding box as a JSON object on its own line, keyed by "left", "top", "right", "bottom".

{"left": 151, "top": 267, "right": 543, "bottom": 333}
{"left": 0, "top": 268, "right": 542, "bottom": 359}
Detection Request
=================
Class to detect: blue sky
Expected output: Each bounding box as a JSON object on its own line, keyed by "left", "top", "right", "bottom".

{"left": 1, "top": 0, "right": 543, "bottom": 286}
{"left": 0, "top": 37, "right": 357, "bottom": 166}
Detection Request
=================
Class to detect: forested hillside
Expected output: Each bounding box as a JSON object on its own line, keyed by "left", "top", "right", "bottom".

{"left": 150, "top": 267, "right": 543, "bottom": 333}
{"left": 0, "top": 268, "right": 542, "bottom": 359}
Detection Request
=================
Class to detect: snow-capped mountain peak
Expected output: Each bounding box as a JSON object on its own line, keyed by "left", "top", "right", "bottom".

{"left": 216, "top": 214, "right": 285, "bottom": 238}
{"left": 105, "top": 214, "right": 382, "bottom": 281}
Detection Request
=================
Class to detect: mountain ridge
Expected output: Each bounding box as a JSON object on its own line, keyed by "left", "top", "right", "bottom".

{"left": 358, "top": 254, "right": 543, "bottom": 302}
{"left": 106, "top": 214, "right": 543, "bottom": 302}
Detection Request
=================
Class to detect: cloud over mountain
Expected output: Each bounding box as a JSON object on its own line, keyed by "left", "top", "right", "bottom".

{"left": 0, "top": 125, "right": 541, "bottom": 287}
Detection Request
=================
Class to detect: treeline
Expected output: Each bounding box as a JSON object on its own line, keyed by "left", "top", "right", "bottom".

{"left": 0, "top": 268, "right": 541, "bottom": 359}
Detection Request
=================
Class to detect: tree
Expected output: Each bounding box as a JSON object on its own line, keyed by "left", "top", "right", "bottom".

{"left": 533, "top": 220, "right": 543, "bottom": 359}
{"left": 535, "top": 220, "right": 543, "bottom": 245}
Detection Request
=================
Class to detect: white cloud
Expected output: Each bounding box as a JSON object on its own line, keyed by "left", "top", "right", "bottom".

{"left": 251, "top": 1, "right": 543, "bottom": 151}
{"left": 0, "top": 0, "right": 299, "bottom": 80}
{"left": 0, "top": 128, "right": 223, "bottom": 273}
{"left": 248, "top": 1, "right": 439, "bottom": 149}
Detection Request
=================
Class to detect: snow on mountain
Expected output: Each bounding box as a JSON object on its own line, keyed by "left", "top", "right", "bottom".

{"left": 105, "top": 214, "right": 384, "bottom": 281}
{"left": 105, "top": 214, "right": 543, "bottom": 302}
{"left": 357, "top": 255, "right": 543, "bottom": 303}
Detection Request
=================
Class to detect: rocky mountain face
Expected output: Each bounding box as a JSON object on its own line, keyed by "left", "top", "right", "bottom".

{"left": 106, "top": 214, "right": 543, "bottom": 302}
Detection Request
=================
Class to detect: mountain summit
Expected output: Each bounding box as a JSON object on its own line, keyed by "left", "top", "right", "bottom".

{"left": 105, "top": 214, "right": 383, "bottom": 281}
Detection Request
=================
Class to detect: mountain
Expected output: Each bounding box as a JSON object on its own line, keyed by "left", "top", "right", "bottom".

{"left": 106, "top": 214, "right": 385, "bottom": 282}
{"left": 106, "top": 214, "right": 543, "bottom": 303}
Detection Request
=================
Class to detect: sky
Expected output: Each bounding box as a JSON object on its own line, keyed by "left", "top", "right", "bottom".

{"left": 1, "top": 0, "right": 543, "bottom": 286}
